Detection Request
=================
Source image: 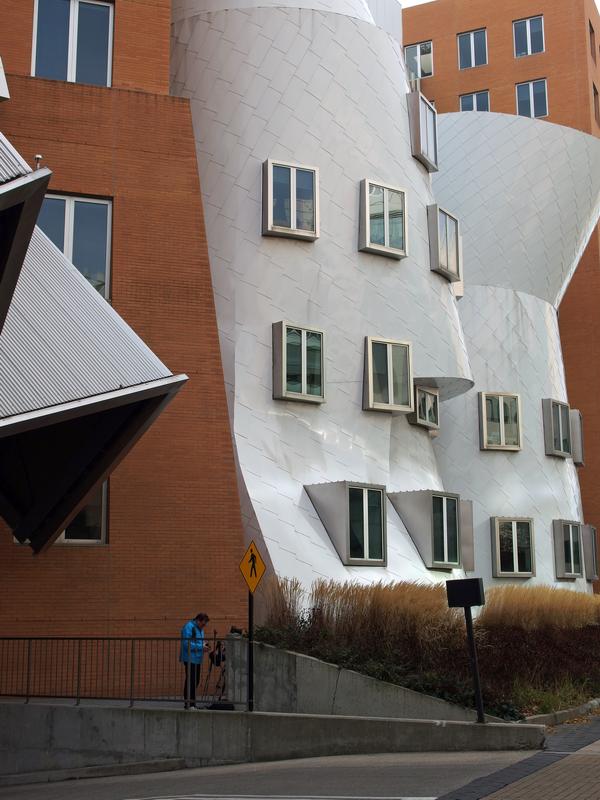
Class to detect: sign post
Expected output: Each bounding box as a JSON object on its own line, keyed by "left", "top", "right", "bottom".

{"left": 446, "top": 577, "right": 486, "bottom": 724}
{"left": 239, "top": 540, "right": 266, "bottom": 712}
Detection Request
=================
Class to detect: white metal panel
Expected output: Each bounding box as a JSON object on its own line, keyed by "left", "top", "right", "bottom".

{"left": 0, "top": 132, "right": 31, "bottom": 185}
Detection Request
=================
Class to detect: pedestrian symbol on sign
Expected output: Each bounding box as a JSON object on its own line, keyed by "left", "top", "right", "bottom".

{"left": 239, "top": 540, "right": 266, "bottom": 594}
{"left": 249, "top": 548, "right": 257, "bottom": 577}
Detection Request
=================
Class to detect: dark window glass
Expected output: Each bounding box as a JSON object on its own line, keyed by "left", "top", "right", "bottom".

{"left": 405, "top": 45, "right": 418, "bottom": 80}
{"left": 458, "top": 33, "right": 472, "bottom": 68}
{"left": 563, "top": 524, "right": 572, "bottom": 573}
{"left": 446, "top": 497, "right": 458, "bottom": 564}
{"left": 372, "top": 342, "right": 389, "bottom": 405}
{"left": 473, "top": 30, "right": 487, "bottom": 66}
{"left": 64, "top": 486, "right": 104, "bottom": 540}
{"left": 594, "top": 85, "right": 600, "bottom": 125}
{"left": 560, "top": 403, "right": 571, "bottom": 453}
{"left": 516, "top": 521, "right": 532, "bottom": 573}
{"left": 75, "top": 1, "right": 111, "bottom": 86}
{"left": 460, "top": 94, "right": 474, "bottom": 111}
{"left": 573, "top": 526, "right": 581, "bottom": 574}
{"left": 388, "top": 189, "right": 404, "bottom": 251}
{"left": 532, "top": 79, "right": 547, "bottom": 117}
{"left": 306, "top": 331, "right": 322, "bottom": 396}
{"left": 295, "top": 169, "right": 314, "bottom": 232}
{"left": 476, "top": 90, "right": 489, "bottom": 111}
{"left": 433, "top": 495, "right": 445, "bottom": 562}
{"left": 530, "top": 17, "right": 544, "bottom": 54}
{"left": 349, "top": 488, "right": 364, "bottom": 559}
{"left": 72, "top": 200, "right": 109, "bottom": 294}
{"left": 517, "top": 82, "right": 531, "bottom": 116}
{"left": 369, "top": 184, "right": 385, "bottom": 246}
{"left": 418, "top": 389, "right": 427, "bottom": 421}
{"left": 514, "top": 20, "right": 528, "bottom": 57}
{"left": 499, "top": 520, "right": 514, "bottom": 572}
{"left": 272, "top": 166, "right": 291, "bottom": 228}
{"left": 285, "top": 328, "right": 302, "bottom": 393}
{"left": 37, "top": 197, "right": 66, "bottom": 250}
{"left": 591, "top": 22, "right": 597, "bottom": 62}
{"left": 367, "top": 490, "right": 383, "bottom": 560}
{"left": 35, "top": 0, "right": 70, "bottom": 80}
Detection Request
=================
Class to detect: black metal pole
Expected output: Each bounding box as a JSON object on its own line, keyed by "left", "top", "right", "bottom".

{"left": 464, "top": 606, "right": 485, "bottom": 724}
{"left": 248, "top": 590, "right": 254, "bottom": 712}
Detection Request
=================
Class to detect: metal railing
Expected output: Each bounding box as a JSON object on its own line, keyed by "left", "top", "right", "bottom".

{"left": 0, "top": 635, "right": 228, "bottom": 707}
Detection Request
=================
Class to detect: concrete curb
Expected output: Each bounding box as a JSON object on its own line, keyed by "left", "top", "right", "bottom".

{"left": 525, "top": 698, "right": 600, "bottom": 727}
{"left": 0, "top": 759, "right": 186, "bottom": 788}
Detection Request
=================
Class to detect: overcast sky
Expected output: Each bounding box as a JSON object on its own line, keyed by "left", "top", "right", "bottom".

{"left": 401, "top": 0, "right": 600, "bottom": 10}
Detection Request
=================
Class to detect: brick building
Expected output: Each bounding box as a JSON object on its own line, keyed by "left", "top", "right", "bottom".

{"left": 403, "top": 0, "right": 600, "bottom": 581}
{"left": 0, "top": 0, "right": 246, "bottom": 635}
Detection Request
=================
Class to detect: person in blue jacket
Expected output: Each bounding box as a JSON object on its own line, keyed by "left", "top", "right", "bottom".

{"left": 180, "top": 612, "right": 209, "bottom": 709}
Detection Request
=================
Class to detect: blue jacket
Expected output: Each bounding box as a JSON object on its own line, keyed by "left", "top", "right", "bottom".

{"left": 179, "top": 620, "right": 205, "bottom": 664}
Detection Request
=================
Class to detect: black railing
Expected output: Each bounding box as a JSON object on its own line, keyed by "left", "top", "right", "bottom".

{"left": 0, "top": 635, "right": 228, "bottom": 707}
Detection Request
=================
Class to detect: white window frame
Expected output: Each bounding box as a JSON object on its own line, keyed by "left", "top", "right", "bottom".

{"left": 479, "top": 392, "right": 522, "bottom": 451}
{"left": 515, "top": 79, "right": 548, "bottom": 118}
{"left": 492, "top": 517, "right": 535, "bottom": 577}
{"left": 543, "top": 398, "right": 572, "bottom": 457}
{"left": 405, "top": 40, "right": 434, "bottom": 80}
{"left": 513, "top": 16, "right": 545, "bottom": 58}
{"left": 459, "top": 90, "right": 490, "bottom": 111}
{"left": 42, "top": 193, "right": 112, "bottom": 299}
{"left": 457, "top": 28, "right": 488, "bottom": 70}
{"left": 262, "top": 159, "right": 319, "bottom": 241}
{"left": 359, "top": 179, "right": 408, "bottom": 260}
{"left": 347, "top": 484, "right": 386, "bottom": 564}
{"left": 32, "top": 0, "right": 114, "bottom": 86}
{"left": 562, "top": 522, "right": 583, "bottom": 578}
{"left": 364, "top": 336, "right": 414, "bottom": 413}
{"left": 409, "top": 385, "right": 440, "bottom": 430}
{"left": 431, "top": 493, "right": 461, "bottom": 569}
{"left": 272, "top": 320, "right": 325, "bottom": 404}
{"left": 54, "top": 482, "right": 109, "bottom": 545}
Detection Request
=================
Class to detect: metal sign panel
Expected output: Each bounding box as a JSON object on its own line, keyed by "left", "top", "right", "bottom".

{"left": 239, "top": 540, "right": 266, "bottom": 593}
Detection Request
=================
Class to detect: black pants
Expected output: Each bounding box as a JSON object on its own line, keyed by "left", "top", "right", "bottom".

{"left": 183, "top": 662, "right": 202, "bottom": 706}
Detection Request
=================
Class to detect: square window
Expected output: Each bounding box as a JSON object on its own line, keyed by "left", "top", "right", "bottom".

{"left": 479, "top": 392, "right": 521, "bottom": 451}
{"left": 408, "top": 386, "right": 440, "bottom": 430}
{"left": 460, "top": 90, "right": 489, "bottom": 111}
{"left": 348, "top": 485, "right": 385, "bottom": 563}
{"left": 516, "top": 79, "right": 547, "bottom": 118}
{"left": 405, "top": 40, "right": 433, "bottom": 80}
{"left": 359, "top": 180, "right": 407, "bottom": 259}
{"left": 427, "top": 205, "right": 461, "bottom": 282}
{"left": 513, "top": 16, "right": 544, "bottom": 58}
{"left": 458, "top": 29, "right": 487, "bottom": 69}
{"left": 432, "top": 494, "right": 460, "bottom": 568}
{"left": 56, "top": 483, "right": 108, "bottom": 544}
{"left": 272, "top": 321, "right": 324, "bottom": 403}
{"left": 33, "top": 0, "right": 113, "bottom": 87}
{"left": 553, "top": 520, "right": 583, "bottom": 578}
{"left": 37, "top": 193, "right": 112, "bottom": 297}
{"left": 491, "top": 517, "right": 534, "bottom": 577}
{"left": 262, "top": 159, "right": 319, "bottom": 240}
{"left": 408, "top": 91, "right": 438, "bottom": 172}
{"left": 363, "top": 337, "right": 413, "bottom": 413}
{"left": 542, "top": 398, "right": 572, "bottom": 457}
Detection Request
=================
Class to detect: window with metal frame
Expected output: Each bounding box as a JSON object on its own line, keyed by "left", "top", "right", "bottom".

{"left": 460, "top": 90, "right": 489, "bottom": 111}
{"left": 411, "top": 386, "right": 439, "bottom": 430}
{"left": 57, "top": 483, "right": 108, "bottom": 544}
{"left": 492, "top": 517, "right": 534, "bottom": 577}
{"left": 359, "top": 180, "right": 407, "bottom": 259}
{"left": 594, "top": 84, "right": 600, "bottom": 126}
{"left": 418, "top": 94, "right": 438, "bottom": 168}
{"left": 364, "top": 337, "right": 413, "bottom": 413}
{"left": 405, "top": 41, "right": 433, "bottom": 80}
{"left": 562, "top": 522, "right": 582, "bottom": 577}
{"left": 542, "top": 398, "right": 572, "bottom": 457}
{"left": 591, "top": 22, "right": 597, "bottom": 63}
{"left": 32, "top": 0, "right": 113, "bottom": 87}
{"left": 437, "top": 208, "right": 460, "bottom": 278}
{"left": 458, "top": 29, "right": 487, "bottom": 69}
{"left": 262, "top": 159, "right": 319, "bottom": 240}
{"left": 479, "top": 392, "right": 521, "bottom": 451}
{"left": 513, "top": 16, "right": 544, "bottom": 58}
{"left": 432, "top": 494, "right": 460, "bottom": 567}
{"left": 37, "top": 194, "right": 112, "bottom": 298}
{"left": 348, "top": 485, "right": 385, "bottom": 562}
{"left": 516, "top": 79, "right": 547, "bottom": 118}
{"left": 272, "top": 321, "right": 324, "bottom": 403}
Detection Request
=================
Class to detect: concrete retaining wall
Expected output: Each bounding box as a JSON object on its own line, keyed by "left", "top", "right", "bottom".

{"left": 227, "top": 637, "right": 499, "bottom": 722}
{"left": 0, "top": 703, "right": 544, "bottom": 777}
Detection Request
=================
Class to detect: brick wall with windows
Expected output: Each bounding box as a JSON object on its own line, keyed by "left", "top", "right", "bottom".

{"left": 0, "top": 9, "right": 247, "bottom": 634}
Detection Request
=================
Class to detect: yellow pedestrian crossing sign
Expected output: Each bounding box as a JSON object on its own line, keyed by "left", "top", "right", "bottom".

{"left": 240, "top": 540, "right": 267, "bottom": 593}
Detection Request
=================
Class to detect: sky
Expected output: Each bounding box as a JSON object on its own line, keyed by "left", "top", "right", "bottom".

{"left": 401, "top": 0, "right": 600, "bottom": 9}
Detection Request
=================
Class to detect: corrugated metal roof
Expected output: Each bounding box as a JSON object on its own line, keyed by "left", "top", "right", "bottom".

{"left": 0, "top": 131, "right": 31, "bottom": 185}
{"left": 0, "top": 226, "right": 172, "bottom": 419}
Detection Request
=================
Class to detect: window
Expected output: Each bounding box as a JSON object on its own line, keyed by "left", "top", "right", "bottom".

{"left": 363, "top": 337, "right": 413, "bottom": 413}
{"left": 359, "top": 180, "right": 407, "bottom": 259}
{"left": 408, "top": 91, "right": 438, "bottom": 172}
{"left": 491, "top": 518, "right": 534, "bottom": 577}
{"left": 56, "top": 484, "right": 108, "bottom": 544}
{"left": 409, "top": 386, "right": 439, "bottom": 430}
{"left": 432, "top": 494, "right": 460, "bottom": 567}
{"left": 37, "top": 194, "right": 111, "bottom": 297}
{"left": 516, "top": 79, "right": 547, "bottom": 118}
{"left": 542, "top": 399, "right": 571, "bottom": 457}
{"left": 560, "top": 522, "right": 582, "bottom": 577}
{"left": 32, "top": 0, "right": 113, "bottom": 87}
{"left": 348, "top": 486, "right": 385, "bottom": 563}
{"left": 272, "top": 321, "right": 324, "bottom": 403}
{"left": 594, "top": 84, "right": 600, "bottom": 126}
{"left": 513, "top": 16, "right": 544, "bottom": 58}
{"left": 479, "top": 392, "right": 521, "bottom": 451}
{"left": 262, "top": 159, "right": 319, "bottom": 241}
{"left": 427, "top": 205, "right": 461, "bottom": 282}
{"left": 590, "top": 22, "right": 596, "bottom": 62}
{"left": 405, "top": 41, "right": 433, "bottom": 80}
{"left": 460, "top": 90, "right": 489, "bottom": 111}
{"left": 458, "top": 29, "right": 487, "bottom": 69}
{"left": 583, "top": 524, "right": 599, "bottom": 582}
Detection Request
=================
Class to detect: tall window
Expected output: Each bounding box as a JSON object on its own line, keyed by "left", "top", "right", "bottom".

{"left": 57, "top": 484, "right": 108, "bottom": 544}
{"left": 262, "top": 160, "right": 319, "bottom": 240}
{"left": 543, "top": 399, "right": 572, "bottom": 457}
{"left": 458, "top": 29, "right": 487, "bottom": 69}
{"left": 493, "top": 518, "right": 533, "bottom": 576}
{"left": 418, "top": 94, "right": 438, "bottom": 169}
{"left": 414, "top": 386, "right": 439, "bottom": 430}
{"left": 33, "top": 0, "right": 113, "bottom": 86}
{"left": 364, "top": 337, "right": 413, "bottom": 413}
{"left": 437, "top": 208, "right": 460, "bottom": 279}
{"left": 272, "top": 321, "right": 324, "bottom": 403}
{"left": 432, "top": 494, "right": 459, "bottom": 567}
{"left": 405, "top": 41, "right": 433, "bottom": 80}
{"left": 594, "top": 84, "right": 600, "bottom": 126}
{"left": 479, "top": 392, "right": 521, "bottom": 450}
{"left": 359, "top": 180, "right": 407, "bottom": 259}
{"left": 513, "top": 16, "right": 544, "bottom": 58}
{"left": 562, "top": 523, "right": 582, "bottom": 576}
{"left": 37, "top": 194, "right": 111, "bottom": 297}
{"left": 516, "top": 79, "right": 547, "bottom": 118}
{"left": 590, "top": 21, "right": 597, "bottom": 63}
{"left": 460, "top": 90, "right": 489, "bottom": 111}
{"left": 348, "top": 486, "right": 385, "bottom": 562}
